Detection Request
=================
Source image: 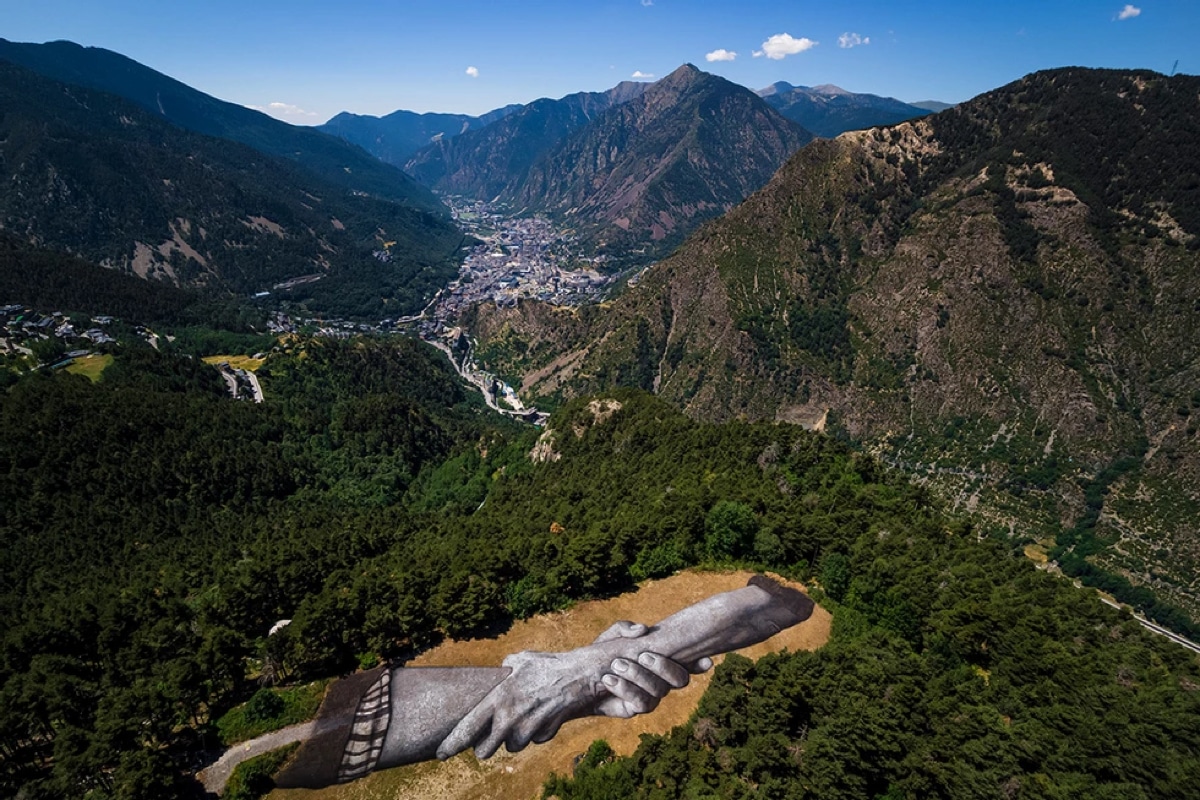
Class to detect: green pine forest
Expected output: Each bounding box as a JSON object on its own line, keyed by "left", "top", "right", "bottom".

{"left": 1, "top": 332, "right": 1198, "bottom": 799}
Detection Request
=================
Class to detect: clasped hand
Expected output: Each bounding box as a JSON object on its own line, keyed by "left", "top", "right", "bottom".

{"left": 436, "top": 620, "right": 712, "bottom": 760}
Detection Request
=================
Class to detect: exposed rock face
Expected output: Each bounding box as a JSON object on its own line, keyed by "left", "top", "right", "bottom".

{"left": 512, "top": 65, "right": 813, "bottom": 256}
{"left": 469, "top": 68, "right": 1200, "bottom": 616}
{"left": 528, "top": 398, "right": 623, "bottom": 463}
{"left": 404, "top": 82, "right": 649, "bottom": 201}
{"left": 406, "top": 65, "right": 812, "bottom": 259}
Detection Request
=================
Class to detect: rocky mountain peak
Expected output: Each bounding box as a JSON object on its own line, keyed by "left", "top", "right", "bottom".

{"left": 639, "top": 63, "right": 728, "bottom": 111}
{"left": 654, "top": 63, "right": 705, "bottom": 89}
{"left": 605, "top": 80, "right": 648, "bottom": 105}
{"left": 809, "top": 83, "right": 852, "bottom": 96}
{"left": 758, "top": 80, "right": 798, "bottom": 97}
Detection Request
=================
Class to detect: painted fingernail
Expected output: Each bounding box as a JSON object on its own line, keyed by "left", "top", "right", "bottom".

{"left": 603, "top": 674, "right": 619, "bottom": 687}
{"left": 613, "top": 658, "right": 630, "bottom": 672}
{"left": 638, "top": 652, "right": 658, "bottom": 668}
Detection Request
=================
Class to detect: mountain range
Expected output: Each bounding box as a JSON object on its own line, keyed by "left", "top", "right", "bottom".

{"left": 324, "top": 78, "right": 940, "bottom": 165}
{"left": 395, "top": 72, "right": 936, "bottom": 257}
{"left": 0, "top": 53, "right": 463, "bottom": 317}
{"left": 0, "top": 39, "right": 946, "bottom": 314}
{"left": 756, "top": 80, "right": 933, "bottom": 137}
{"left": 3, "top": 38, "right": 1195, "bottom": 622}
{"left": 910, "top": 99, "right": 956, "bottom": 112}
{"left": 407, "top": 65, "right": 813, "bottom": 259}
{"left": 318, "top": 103, "right": 522, "bottom": 167}
{"left": 403, "top": 79, "right": 650, "bottom": 200}
{"left": 0, "top": 39, "right": 444, "bottom": 215}
{"left": 3, "top": 35, "right": 1200, "bottom": 800}
{"left": 465, "top": 67, "right": 1200, "bottom": 621}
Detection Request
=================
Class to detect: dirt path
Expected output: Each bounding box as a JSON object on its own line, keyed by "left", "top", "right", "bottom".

{"left": 198, "top": 721, "right": 315, "bottom": 795}
{"left": 269, "top": 570, "right": 831, "bottom": 800}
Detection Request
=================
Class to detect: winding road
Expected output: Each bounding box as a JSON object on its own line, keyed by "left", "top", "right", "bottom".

{"left": 427, "top": 339, "right": 546, "bottom": 423}
{"left": 242, "top": 369, "right": 264, "bottom": 403}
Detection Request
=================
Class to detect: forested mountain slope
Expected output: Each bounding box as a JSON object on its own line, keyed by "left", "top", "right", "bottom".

{"left": 0, "top": 38, "right": 445, "bottom": 214}
{"left": 0, "top": 337, "right": 511, "bottom": 796}
{"left": 466, "top": 68, "right": 1200, "bottom": 622}
{"left": 0, "top": 62, "right": 464, "bottom": 317}
{"left": 404, "top": 80, "right": 647, "bottom": 200}
{"left": 548, "top": 503, "right": 1200, "bottom": 800}
{"left": 0, "top": 235, "right": 201, "bottom": 323}
{"left": 3, "top": 333, "right": 1198, "bottom": 797}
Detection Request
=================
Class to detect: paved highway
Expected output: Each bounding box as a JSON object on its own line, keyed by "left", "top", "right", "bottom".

{"left": 1097, "top": 595, "right": 1200, "bottom": 655}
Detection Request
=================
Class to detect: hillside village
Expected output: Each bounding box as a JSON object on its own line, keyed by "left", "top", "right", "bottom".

{"left": 0, "top": 299, "right": 536, "bottom": 416}
{"left": 1, "top": 303, "right": 117, "bottom": 365}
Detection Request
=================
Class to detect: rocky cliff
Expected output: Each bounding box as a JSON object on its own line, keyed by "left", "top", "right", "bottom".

{"left": 467, "top": 68, "right": 1200, "bottom": 618}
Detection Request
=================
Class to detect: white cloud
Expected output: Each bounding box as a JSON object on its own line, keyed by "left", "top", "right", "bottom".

{"left": 248, "top": 102, "right": 318, "bottom": 118}
{"left": 465, "top": 66, "right": 480, "bottom": 78}
{"left": 752, "top": 50, "right": 764, "bottom": 58}
{"left": 641, "top": 0, "right": 653, "bottom": 5}
{"left": 838, "top": 32, "right": 870, "bottom": 49}
{"left": 759, "top": 33, "right": 818, "bottom": 60}
{"left": 1117, "top": 4, "right": 1141, "bottom": 19}
{"left": 705, "top": 49, "right": 737, "bottom": 62}
{"left": 632, "top": 70, "right": 655, "bottom": 79}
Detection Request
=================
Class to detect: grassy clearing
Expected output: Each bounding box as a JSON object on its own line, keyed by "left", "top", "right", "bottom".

{"left": 65, "top": 354, "right": 113, "bottom": 382}
{"left": 202, "top": 354, "right": 266, "bottom": 371}
{"left": 216, "top": 680, "right": 329, "bottom": 746}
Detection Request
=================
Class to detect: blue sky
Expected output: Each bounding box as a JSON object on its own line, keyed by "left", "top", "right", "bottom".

{"left": 4, "top": 1, "right": 1196, "bottom": 122}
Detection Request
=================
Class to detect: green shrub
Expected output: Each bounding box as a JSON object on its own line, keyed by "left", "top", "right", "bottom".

{"left": 244, "top": 688, "right": 285, "bottom": 723}
{"left": 224, "top": 743, "right": 299, "bottom": 800}
{"left": 705, "top": 500, "right": 758, "bottom": 560}
{"left": 630, "top": 542, "right": 685, "bottom": 581}
{"left": 819, "top": 552, "right": 852, "bottom": 602}
{"left": 216, "top": 681, "right": 328, "bottom": 746}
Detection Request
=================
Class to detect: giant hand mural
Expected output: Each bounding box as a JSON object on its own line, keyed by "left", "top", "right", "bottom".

{"left": 265, "top": 575, "right": 813, "bottom": 789}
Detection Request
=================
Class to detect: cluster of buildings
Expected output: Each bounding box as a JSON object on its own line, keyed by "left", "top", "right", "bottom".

{"left": 267, "top": 310, "right": 399, "bottom": 339}
{"left": 435, "top": 198, "right": 613, "bottom": 320}
{"left": 3, "top": 200, "right": 613, "bottom": 414}
{"left": 1, "top": 304, "right": 118, "bottom": 361}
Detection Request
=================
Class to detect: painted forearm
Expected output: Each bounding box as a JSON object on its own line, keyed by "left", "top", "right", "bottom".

{"left": 272, "top": 575, "right": 813, "bottom": 789}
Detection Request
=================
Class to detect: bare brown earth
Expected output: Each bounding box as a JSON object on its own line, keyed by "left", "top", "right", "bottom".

{"left": 268, "top": 570, "right": 831, "bottom": 800}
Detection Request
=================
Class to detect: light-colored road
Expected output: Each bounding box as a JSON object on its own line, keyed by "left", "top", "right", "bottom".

{"left": 1097, "top": 596, "right": 1200, "bottom": 655}
{"left": 427, "top": 339, "right": 546, "bottom": 423}
{"left": 218, "top": 369, "right": 239, "bottom": 400}
{"left": 213, "top": 366, "right": 263, "bottom": 403}
{"left": 241, "top": 369, "right": 264, "bottom": 403}
{"left": 196, "top": 721, "right": 315, "bottom": 795}
{"left": 394, "top": 289, "right": 444, "bottom": 324}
